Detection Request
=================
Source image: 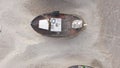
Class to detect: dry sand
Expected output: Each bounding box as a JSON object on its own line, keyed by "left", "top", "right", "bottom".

{"left": 0, "top": 0, "right": 119, "bottom": 68}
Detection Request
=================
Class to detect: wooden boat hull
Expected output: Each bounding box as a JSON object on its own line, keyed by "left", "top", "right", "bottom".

{"left": 31, "top": 12, "right": 85, "bottom": 37}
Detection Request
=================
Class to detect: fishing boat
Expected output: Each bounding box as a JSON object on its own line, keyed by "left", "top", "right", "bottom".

{"left": 31, "top": 11, "right": 86, "bottom": 37}
{"left": 68, "top": 65, "right": 93, "bottom": 68}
